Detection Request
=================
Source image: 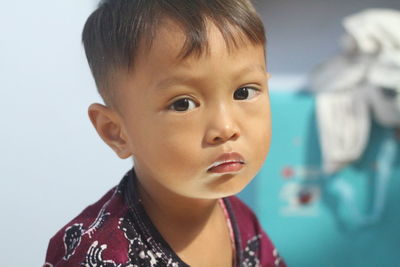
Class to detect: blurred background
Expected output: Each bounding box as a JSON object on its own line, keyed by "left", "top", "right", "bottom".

{"left": 1, "top": 0, "right": 399, "bottom": 266}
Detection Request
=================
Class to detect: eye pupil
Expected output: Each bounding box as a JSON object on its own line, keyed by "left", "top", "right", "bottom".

{"left": 172, "top": 99, "right": 189, "bottom": 111}
{"left": 234, "top": 87, "right": 249, "bottom": 100}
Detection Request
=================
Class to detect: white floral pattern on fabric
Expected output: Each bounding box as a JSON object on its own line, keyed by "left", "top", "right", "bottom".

{"left": 242, "top": 234, "right": 262, "bottom": 267}
{"left": 62, "top": 205, "right": 111, "bottom": 260}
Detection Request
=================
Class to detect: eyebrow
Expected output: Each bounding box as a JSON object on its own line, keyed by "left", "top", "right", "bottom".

{"left": 154, "top": 64, "right": 267, "bottom": 91}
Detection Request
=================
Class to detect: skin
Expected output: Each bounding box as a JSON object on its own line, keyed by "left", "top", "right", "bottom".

{"left": 88, "top": 19, "right": 271, "bottom": 267}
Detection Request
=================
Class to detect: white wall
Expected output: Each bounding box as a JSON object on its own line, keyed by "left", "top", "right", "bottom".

{"left": 1, "top": 0, "right": 399, "bottom": 266}
{"left": 0, "top": 1, "right": 131, "bottom": 265}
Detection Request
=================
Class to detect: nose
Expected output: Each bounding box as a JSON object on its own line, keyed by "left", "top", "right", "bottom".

{"left": 204, "top": 104, "right": 240, "bottom": 145}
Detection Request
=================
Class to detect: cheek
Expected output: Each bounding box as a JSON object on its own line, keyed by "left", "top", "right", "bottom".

{"left": 243, "top": 97, "right": 272, "bottom": 160}
{"left": 136, "top": 115, "right": 205, "bottom": 172}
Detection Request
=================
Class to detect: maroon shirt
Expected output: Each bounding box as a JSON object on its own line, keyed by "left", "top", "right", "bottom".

{"left": 44, "top": 169, "right": 285, "bottom": 267}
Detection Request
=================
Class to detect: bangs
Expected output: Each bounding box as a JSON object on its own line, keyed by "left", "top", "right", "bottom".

{"left": 149, "top": 0, "right": 266, "bottom": 59}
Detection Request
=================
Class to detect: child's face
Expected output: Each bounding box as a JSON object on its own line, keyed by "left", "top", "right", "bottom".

{"left": 114, "top": 20, "right": 271, "bottom": 199}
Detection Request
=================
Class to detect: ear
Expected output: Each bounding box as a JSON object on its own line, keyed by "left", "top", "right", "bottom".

{"left": 88, "top": 103, "right": 132, "bottom": 159}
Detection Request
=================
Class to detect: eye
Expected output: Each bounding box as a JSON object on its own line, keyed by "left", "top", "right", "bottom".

{"left": 169, "top": 98, "right": 197, "bottom": 112}
{"left": 233, "top": 87, "right": 260, "bottom": 100}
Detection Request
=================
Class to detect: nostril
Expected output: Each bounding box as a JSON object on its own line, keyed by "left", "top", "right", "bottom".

{"left": 212, "top": 132, "right": 239, "bottom": 144}
{"left": 206, "top": 124, "right": 240, "bottom": 145}
{"left": 231, "top": 132, "right": 239, "bottom": 140}
{"left": 213, "top": 136, "right": 223, "bottom": 143}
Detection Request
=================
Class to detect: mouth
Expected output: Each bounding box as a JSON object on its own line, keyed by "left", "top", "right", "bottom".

{"left": 207, "top": 152, "right": 245, "bottom": 174}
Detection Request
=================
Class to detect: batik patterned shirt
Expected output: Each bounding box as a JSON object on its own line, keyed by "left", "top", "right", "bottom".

{"left": 44, "top": 169, "right": 285, "bottom": 267}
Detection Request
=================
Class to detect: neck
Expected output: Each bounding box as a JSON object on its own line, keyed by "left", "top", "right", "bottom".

{"left": 137, "top": 177, "right": 219, "bottom": 226}
{"left": 133, "top": 170, "right": 234, "bottom": 265}
{"left": 134, "top": 170, "right": 226, "bottom": 254}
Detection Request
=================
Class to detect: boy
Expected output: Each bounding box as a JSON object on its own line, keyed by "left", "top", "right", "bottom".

{"left": 44, "top": 0, "right": 285, "bottom": 266}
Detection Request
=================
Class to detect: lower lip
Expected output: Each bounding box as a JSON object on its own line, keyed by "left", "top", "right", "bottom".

{"left": 208, "top": 162, "right": 244, "bottom": 173}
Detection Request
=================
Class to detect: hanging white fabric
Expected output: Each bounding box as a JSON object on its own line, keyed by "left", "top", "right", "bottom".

{"left": 308, "top": 8, "right": 400, "bottom": 227}
{"left": 309, "top": 8, "right": 400, "bottom": 174}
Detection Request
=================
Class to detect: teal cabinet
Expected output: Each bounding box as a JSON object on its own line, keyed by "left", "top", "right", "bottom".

{"left": 239, "top": 92, "right": 400, "bottom": 267}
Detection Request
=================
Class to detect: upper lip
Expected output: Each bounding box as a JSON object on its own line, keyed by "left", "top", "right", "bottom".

{"left": 207, "top": 152, "right": 245, "bottom": 171}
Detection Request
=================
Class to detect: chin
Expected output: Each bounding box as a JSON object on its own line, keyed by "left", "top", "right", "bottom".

{"left": 202, "top": 171, "right": 254, "bottom": 199}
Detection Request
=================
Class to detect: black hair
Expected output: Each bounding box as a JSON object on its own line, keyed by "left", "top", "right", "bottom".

{"left": 82, "top": 0, "right": 266, "bottom": 107}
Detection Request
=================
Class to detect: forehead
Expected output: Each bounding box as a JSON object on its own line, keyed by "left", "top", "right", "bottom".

{"left": 133, "top": 19, "right": 265, "bottom": 74}
{"left": 136, "top": 18, "right": 263, "bottom": 64}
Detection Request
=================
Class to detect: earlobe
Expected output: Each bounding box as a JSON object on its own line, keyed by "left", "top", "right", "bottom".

{"left": 88, "top": 103, "right": 132, "bottom": 159}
